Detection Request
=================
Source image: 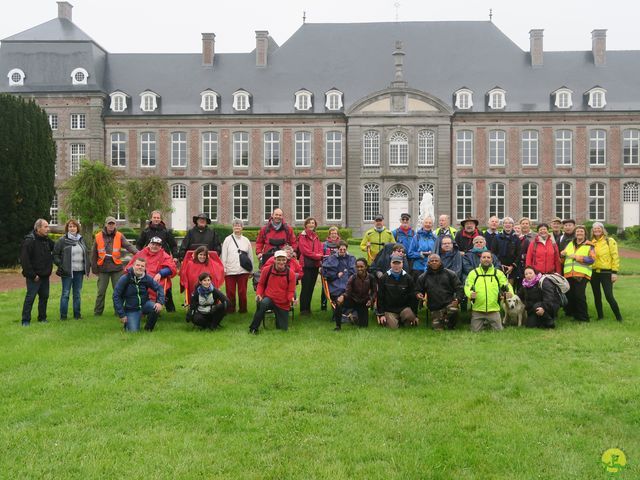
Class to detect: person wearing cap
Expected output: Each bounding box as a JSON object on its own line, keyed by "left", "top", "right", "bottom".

{"left": 91, "top": 216, "right": 138, "bottom": 316}
{"left": 376, "top": 253, "right": 418, "bottom": 329}
{"left": 550, "top": 217, "right": 563, "bottom": 244}
{"left": 526, "top": 223, "right": 561, "bottom": 275}
{"left": 415, "top": 254, "right": 464, "bottom": 330}
{"left": 370, "top": 243, "right": 410, "bottom": 280}
{"left": 392, "top": 213, "right": 415, "bottom": 257}
{"left": 454, "top": 217, "right": 480, "bottom": 253}
{"left": 249, "top": 250, "right": 297, "bottom": 334}
{"left": 178, "top": 212, "right": 222, "bottom": 260}
{"left": 558, "top": 219, "right": 576, "bottom": 251}
{"left": 255, "top": 208, "right": 297, "bottom": 266}
{"left": 360, "top": 214, "right": 394, "bottom": 260}
{"left": 435, "top": 214, "right": 457, "bottom": 238}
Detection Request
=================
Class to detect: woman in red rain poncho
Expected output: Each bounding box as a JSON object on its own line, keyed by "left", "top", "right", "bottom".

{"left": 179, "top": 246, "right": 225, "bottom": 304}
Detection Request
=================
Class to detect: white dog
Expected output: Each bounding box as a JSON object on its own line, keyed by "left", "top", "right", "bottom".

{"left": 501, "top": 294, "right": 526, "bottom": 327}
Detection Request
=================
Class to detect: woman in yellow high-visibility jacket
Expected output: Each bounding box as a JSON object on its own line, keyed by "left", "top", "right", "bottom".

{"left": 560, "top": 225, "right": 596, "bottom": 322}
{"left": 590, "top": 222, "right": 622, "bottom": 321}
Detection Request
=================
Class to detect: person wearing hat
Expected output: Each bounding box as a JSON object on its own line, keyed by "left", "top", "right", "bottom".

{"left": 91, "top": 216, "right": 138, "bottom": 316}
{"left": 558, "top": 219, "right": 576, "bottom": 251}
{"left": 178, "top": 212, "right": 222, "bottom": 261}
{"left": 454, "top": 217, "right": 480, "bottom": 253}
{"left": 249, "top": 250, "right": 297, "bottom": 334}
{"left": 360, "top": 214, "right": 394, "bottom": 260}
{"left": 376, "top": 253, "right": 418, "bottom": 329}
{"left": 550, "top": 217, "right": 563, "bottom": 244}
{"left": 392, "top": 213, "right": 415, "bottom": 256}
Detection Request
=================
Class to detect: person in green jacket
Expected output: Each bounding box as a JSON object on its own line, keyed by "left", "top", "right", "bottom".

{"left": 464, "top": 251, "right": 513, "bottom": 332}
{"left": 360, "top": 214, "right": 395, "bottom": 261}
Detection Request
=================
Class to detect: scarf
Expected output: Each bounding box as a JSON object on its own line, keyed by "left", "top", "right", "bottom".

{"left": 197, "top": 284, "right": 214, "bottom": 296}
{"left": 471, "top": 246, "right": 487, "bottom": 254}
{"left": 271, "top": 220, "right": 283, "bottom": 231}
{"left": 399, "top": 225, "right": 411, "bottom": 233}
{"left": 461, "top": 229, "right": 479, "bottom": 239}
{"left": 67, "top": 233, "right": 81, "bottom": 242}
{"left": 522, "top": 273, "right": 542, "bottom": 288}
{"left": 388, "top": 270, "right": 403, "bottom": 281}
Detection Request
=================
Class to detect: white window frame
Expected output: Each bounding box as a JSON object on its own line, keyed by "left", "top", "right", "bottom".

{"left": 456, "top": 183, "right": 473, "bottom": 222}
{"left": 232, "top": 90, "right": 250, "bottom": 111}
{"left": 588, "top": 182, "right": 606, "bottom": 222}
{"left": 489, "top": 130, "right": 506, "bottom": 167}
{"left": 325, "top": 89, "right": 343, "bottom": 110}
{"left": 233, "top": 131, "right": 249, "bottom": 167}
{"left": 522, "top": 183, "right": 539, "bottom": 222}
{"left": 109, "top": 92, "right": 127, "bottom": 112}
{"left": 140, "top": 132, "right": 156, "bottom": 167}
{"left": 623, "top": 182, "right": 639, "bottom": 203}
{"left": 555, "top": 129, "right": 573, "bottom": 166}
{"left": 454, "top": 89, "right": 473, "bottom": 110}
{"left": 294, "top": 183, "right": 311, "bottom": 222}
{"left": 201, "top": 131, "right": 218, "bottom": 168}
{"left": 489, "top": 182, "right": 506, "bottom": 219}
{"left": 521, "top": 130, "right": 538, "bottom": 166}
{"left": 49, "top": 193, "right": 59, "bottom": 226}
{"left": 555, "top": 182, "right": 573, "bottom": 220}
{"left": 70, "top": 113, "right": 86, "bottom": 130}
{"left": 389, "top": 131, "right": 409, "bottom": 166}
{"left": 553, "top": 88, "right": 573, "bottom": 109}
{"left": 325, "top": 131, "right": 342, "bottom": 168}
{"left": 363, "top": 130, "right": 380, "bottom": 167}
{"left": 48, "top": 114, "right": 58, "bottom": 131}
{"left": 140, "top": 92, "right": 158, "bottom": 112}
{"left": 263, "top": 184, "right": 280, "bottom": 221}
{"left": 171, "top": 132, "right": 187, "bottom": 168}
{"left": 363, "top": 183, "right": 380, "bottom": 222}
{"left": 202, "top": 183, "right": 218, "bottom": 222}
{"left": 418, "top": 130, "right": 435, "bottom": 166}
{"left": 295, "top": 131, "right": 311, "bottom": 167}
{"left": 588, "top": 88, "right": 607, "bottom": 109}
{"left": 589, "top": 129, "right": 607, "bottom": 166}
{"left": 70, "top": 143, "right": 86, "bottom": 176}
{"left": 200, "top": 90, "right": 219, "bottom": 112}
{"left": 623, "top": 129, "right": 640, "bottom": 165}
{"left": 264, "top": 131, "right": 280, "bottom": 168}
{"left": 114, "top": 201, "right": 126, "bottom": 222}
{"left": 456, "top": 130, "right": 473, "bottom": 166}
{"left": 8, "top": 68, "right": 25, "bottom": 86}
{"left": 70, "top": 67, "right": 89, "bottom": 85}
{"left": 294, "top": 90, "right": 313, "bottom": 111}
{"left": 326, "top": 183, "right": 342, "bottom": 222}
{"left": 488, "top": 88, "right": 506, "bottom": 110}
{"left": 110, "top": 132, "right": 127, "bottom": 167}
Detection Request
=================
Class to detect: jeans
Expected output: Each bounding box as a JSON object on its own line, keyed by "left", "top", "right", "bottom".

{"left": 124, "top": 300, "right": 159, "bottom": 332}
{"left": 60, "top": 271, "right": 84, "bottom": 319}
{"left": 22, "top": 276, "right": 50, "bottom": 323}
{"left": 250, "top": 297, "right": 289, "bottom": 331}
{"left": 95, "top": 270, "right": 123, "bottom": 315}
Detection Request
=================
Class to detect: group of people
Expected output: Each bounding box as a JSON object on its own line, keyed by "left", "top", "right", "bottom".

{"left": 19, "top": 207, "right": 623, "bottom": 334}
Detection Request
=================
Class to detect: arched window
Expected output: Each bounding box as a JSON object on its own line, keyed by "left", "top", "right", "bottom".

{"left": 294, "top": 89, "right": 313, "bottom": 111}
{"left": 326, "top": 131, "right": 342, "bottom": 167}
{"left": 555, "top": 130, "right": 572, "bottom": 166}
{"left": 171, "top": 132, "right": 187, "bottom": 167}
{"left": 589, "top": 129, "right": 606, "bottom": 166}
{"left": 109, "top": 91, "right": 127, "bottom": 112}
{"left": 140, "top": 91, "right": 158, "bottom": 112}
{"left": 200, "top": 90, "right": 219, "bottom": 111}
{"left": 624, "top": 182, "right": 640, "bottom": 203}
{"left": 295, "top": 131, "right": 311, "bottom": 167}
{"left": 8, "top": 68, "right": 25, "bottom": 86}
{"left": 110, "top": 132, "right": 127, "bottom": 167}
{"left": 418, "top": 130, "right": 435, "bottom": 166}
{"left": 363, "top": 130, "right": 380, "bottom": 166}
{"left": 172, "top": 184, "right": 187, "bottom": 199}
{"left": 521, "top": 130, "right": 539, "bottom": 166}
{"left": 389, "top": 132, "right": 409, "bottom": 166}
{"left": 456, "top": 130, "right": 473, "bottom": 166}
{"left": 140, "top": 132, "right": 156, "bottom": 167}
{"left": 233, "top": 131, "right": 249, "bottom": 167}
{"left": 325, "top": 89, "right": 343, "bottom": 110}
{"left": 363, "top": 183, "right": 380, "bottom": 221}
{"left": 202, "top": 184, "right": 218, "bottom": 221}
{"left": 264, "top": 131, "right": 280, "bottom": 167}
{"left": 71, "top": 67, "right": 89, "bottom": 85}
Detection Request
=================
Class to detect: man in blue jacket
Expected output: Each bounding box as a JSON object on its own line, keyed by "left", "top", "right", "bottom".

{"left": 113, "top": 257, "right": 165, "bottom": 332}
{"left": 322, "top": 241, "right": 356, "bottom": 324}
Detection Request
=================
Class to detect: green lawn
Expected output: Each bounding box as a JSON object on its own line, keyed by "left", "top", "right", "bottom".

{"left": 1, "top": 258, "right": 638, "bottom": 478}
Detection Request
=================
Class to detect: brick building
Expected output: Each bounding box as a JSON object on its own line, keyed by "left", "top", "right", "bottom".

{"left": 2, "top": 2, "right": 640, "bottom": 234}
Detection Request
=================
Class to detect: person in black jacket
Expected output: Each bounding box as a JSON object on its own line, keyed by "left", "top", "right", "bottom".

{"left": 376, "top": 254, "right": 418, "bottom": 328}
{"left": 518, "top": 266, "right": 560, "bottom": 329}
{"left": 187, "top": 272, "right": 229, "bottom": 330}
{"left": 20, "top": 219, "right": 55, "bottom": 326}
{"left": 179, "top": 213, "right": 221, "bottom": 260}
{"left": 415, "top": 254, "right": 464, "bottom": 330}
{"left": 494, "top": 217, "right": 522, "bottom": 285}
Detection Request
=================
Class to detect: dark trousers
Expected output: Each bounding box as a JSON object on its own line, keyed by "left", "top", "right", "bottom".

{"left": 525, "top": 311, "right": 555, "bottom": 329}
{"left": 250, "top": 297, "right": 289, "bottom": 331}
{"left": 193, "top": 309, "right": 226, "bottom": 329}
{"left": 299, "top": 267, "right": 319, "bottom": 313}
{"left": 590, "top": 271, "right": 622, "bottom": 320}
{"left": 334, "top": 297, "right": 369, "bottom": 328}
{"left": 22, "top": 276, "right": 50, "bottom": 323}
{"left": 165, "top": 288, "right": 176, "bottom": 312}
{"left": 566, "top": 277, "right": 589, "bottom": 321}
{"left": 225, "top": 273, "right": 250, "bottom": 313}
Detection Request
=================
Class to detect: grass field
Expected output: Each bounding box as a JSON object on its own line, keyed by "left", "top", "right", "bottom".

{"left": 1, "top": 251, "right": 638, "bottom": 479}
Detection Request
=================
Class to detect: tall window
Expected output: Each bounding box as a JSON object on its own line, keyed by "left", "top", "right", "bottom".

{"left": 489, "top": 130, "right": 506, "bottom": 166}
{"left": 140, "top": 132, "right": 156, "bottom": 167}
{"left": 48, "top": 114, "right": 58, "bottom": 130}
{"left": 295, "top": 183, "right": 311, "bottom": 221}
{"left": 588, "top": 182, "right": 606, "bottom": 221}
{"left": 233, "top": 131, "right": 249, "bottom": 167}
{"left": 264, "top": 184, "right": 280, "bottom": 220}
{"left": 326, "top": 183, "right": 342, "bottom": 221}
{"left": 70, "top": 143, "right": 86, "bottom": 176}
{"left": 521, "top": 130, "right": 538, "bottom": 166}
{"left": 489, "top": 182, "right": 506, "bottom": 219}
{"left": 326, "top": 131, "right": 342, "bottom": 167}
{"left": 555, "top": 130, "right": 572, "bottom": 166}
{"left": 363, "top": 130, "right": 380, "bottom": 166}
{"left": 110, "top": 132, "right": 126, "bottom": 167}
{"left": 202, "top": 132, "right": 218, "bottom": 167}
{"left": 623, "top": 129, "right": 640, "bottom": 165}
{"left": 363, "top": 183, "right": 380, "bottom": 222}
{"left": 49, "top": 193, "right": 59, "bottom": 226}
{"left": 522, "top": 183, "right": 539, "bottom": 221}
{"left": 418, "top": 130, "right": 435, "bottom": 166}
{"left": 70, "top": 113, "right": 86, "bottom": 130}
{"left": 264, "top": 131, "right": 280, "bottom": 167}
{"left": 295, "top": 131, "right": 311, "bottom": 167}
{"left": 456, "top": 130, "right": 473, "bottom": 166}
{"left": 418, "top": 183, "right": 435, "bottom": 211}
{"left": 114, "top": 201, "right": 126, "bottom": 222}
{"left": 202, "top": 184, "right": 218, "bottom": 221}
{"left": 555, "top": 182, "right": 572, "bottom": 219}
{"left": 589, "top": 129, "right": 606, "bottom": 166}
{"left": 389, "top": 131, "right": 409, "bottom": 166}
{"left": 171, "top": 132, "right": 187, "bottom": 167}
{"left": 233, "top": 184, "right": 249, "bottom": 221}
{"left": 456, "top": 183, "right": 473, "bottom": 221}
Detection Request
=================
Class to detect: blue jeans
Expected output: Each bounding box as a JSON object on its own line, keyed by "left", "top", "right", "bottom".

{"left": 22, "top": 276, "right": 50, "bottom": 323}
{"left": 124, "top": 301, "right": 159, "bottom": 332}
{"left": 60, "top": 271, "right": 84, "bottom": 319}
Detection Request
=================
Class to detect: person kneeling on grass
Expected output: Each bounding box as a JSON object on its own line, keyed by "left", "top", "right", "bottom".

{"left": 415, "top": 254, "right": 463, "bottom": 330}
{"left": 113, "top": 257, "right": 164, "bottom": 332}
{"left": 249, "top": 250, "right": 297, "bottom": 334}
{"left": 334, "top": 257, "right": 376, "bottom": 330}
{"left": 376, "top": 253, "right": 418, "bottom": 329}
{"left": 187, "top": 272, "right": 229, "bottom": 330}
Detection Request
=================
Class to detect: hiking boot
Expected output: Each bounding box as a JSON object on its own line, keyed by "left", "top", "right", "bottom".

{"left": 333, "top": 326, "right": 341, "bottom": 331}
{"left": 21, "top": 321, "right": 30, "bottom": 327}
{"left": 249, "top": 328, "right": 259, "bottom": 335}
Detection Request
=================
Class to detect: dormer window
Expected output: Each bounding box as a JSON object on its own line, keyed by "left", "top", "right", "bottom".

{"left": 554, "top": 88, "right": 573, "bottom": 109}
{"left": 232, "top": 90, "right": 251, "bottom": 111}
{"left": 325, "top": 89, "right": 343, "bottom": 111}
{"left": 587, "top": 87, "right": 607, "bottom": 109}
{"left": 454, "top": 88, "right": 473, "bottom": 110}
{"left": 71, "top": 68, "right": 89, "bottom": 85}
{"left": 488, "top": 88, "right": 506, "bottom": 110}
{"left": 8, "top": 68, "right": 25, "bottom": 86}
{"left": 200, "top": 90, "right": 219, "bottom": 112}
{"left": 295, "top": 89, "right": 313, "bottom": 111}
{"left": 109, "top": 91, "right": 128, "bottom": 112}
{"left": 140, "top": 91, "right": 159, "bottom": 112}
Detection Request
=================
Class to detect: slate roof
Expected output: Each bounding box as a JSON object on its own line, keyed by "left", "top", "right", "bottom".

{"left": 3, "top": 18, "right": 640, "bottom": 114}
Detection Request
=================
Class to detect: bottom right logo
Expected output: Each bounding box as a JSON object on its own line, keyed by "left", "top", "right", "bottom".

{"left": 602, "top": 448, "right": 627, "bottom": 474}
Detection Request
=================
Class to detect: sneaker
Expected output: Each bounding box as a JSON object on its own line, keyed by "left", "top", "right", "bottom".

{"left": 249, "top": 328, "right": 259, "bottom": 335}
{"left": 21, "top": 321, "right": 30, "bottom": 327}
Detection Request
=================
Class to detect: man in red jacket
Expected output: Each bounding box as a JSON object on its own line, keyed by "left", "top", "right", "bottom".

{"left": 525, "top": 223, "right": 561, "bottom": 274}
{"left": 255, "top": 208, "right": 297, "bottom": 266}
{"left": 249, "top": 251, "right": 297, "bottom": 334}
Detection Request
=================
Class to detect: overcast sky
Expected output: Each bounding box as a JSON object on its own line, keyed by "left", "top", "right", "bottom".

{"left": 2, "top": 0, "right": 640, "bottom": 54}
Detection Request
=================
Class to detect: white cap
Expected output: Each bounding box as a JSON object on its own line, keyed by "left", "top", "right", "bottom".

{"left": 274, "top": 250, "right": 287, "bottom": 258}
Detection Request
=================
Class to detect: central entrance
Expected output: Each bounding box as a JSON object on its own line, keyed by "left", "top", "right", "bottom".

{"left": 388, "top": 186, "right": 409, "bottom": 231}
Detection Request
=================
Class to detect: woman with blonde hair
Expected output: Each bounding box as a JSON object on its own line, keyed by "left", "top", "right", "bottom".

{"left": 590, "top": 222, "right": 623, "bottom": 321}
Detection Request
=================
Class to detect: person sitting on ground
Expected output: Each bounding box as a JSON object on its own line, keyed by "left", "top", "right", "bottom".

{"left": 415, "top": 254, "right": 464, "bottom": 330}
{"left": 334, "top": 258, "right": 376, "bottom": 330}
{"left": 526, "top": 223, "right": 561, "bottom": 274}
{"left": 376, "top": 253, "right": 418, "bottom": 329}
{"left": 435, "top": 236, "right": 462, "bottom": 279}
{"left": 461, "top": 235, "right": 502, "bottom": 284}
{"left": 360, "top": 214, "right": 395, "bottom": 261}
{"left": 178, "top": 213, "right": 222, "bottom": 260}
{"left": 454, "top": 217, "right": 481, "bottom": 253}
{"left": 187, "top": 272, "right": 229, "bottom": 330}
{"left": 518, "top": 266, "right": 559, "bottom": 329}
{"left": 113, "top": 257, "right": 164, "bottom": 332}
{"left": 125, "top": 237, "right": 177, "bottom": 308}
{"left": 407, "top": 216, "right": 437, "bottom": 281}
{"left": 322, "top": 241, "right": 356, "bottom": 326}
{"left": 249, "top": 250, "right": 297, "bottom": 334}
{"left": 255, "top": 208, "right": 297, "bottom": 266}
{"left": 464, "top": 251, "right": 513, "bottom": 332}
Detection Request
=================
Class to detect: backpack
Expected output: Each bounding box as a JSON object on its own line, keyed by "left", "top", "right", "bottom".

{"left": 539, "top": 273, "right": 569, "bottom": 307}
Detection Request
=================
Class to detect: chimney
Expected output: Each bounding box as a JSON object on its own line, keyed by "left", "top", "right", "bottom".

{"left": 592, "top": 29, "right": 607, "bottom": 66}
{"left": 255, "top": 30, "right": 269, "bottom": 67}
{"left": 57, "top": 1, "right": 73, "bottom": 21}
{"left": 529, "top": 29, "right": 544, "bottom": 67}
{"left": 202, "top": 33, "right": 215, "bottom": 67}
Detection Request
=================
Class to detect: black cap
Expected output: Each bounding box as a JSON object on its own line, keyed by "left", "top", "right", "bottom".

{"left": 561, "top": 218, "right": 576, "bottom": 225}
{"left": 400, "top": 213, "right": 411, "bottom": 220}
{"left": 374, "top": 214, "right": 384, "bottom": 221}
